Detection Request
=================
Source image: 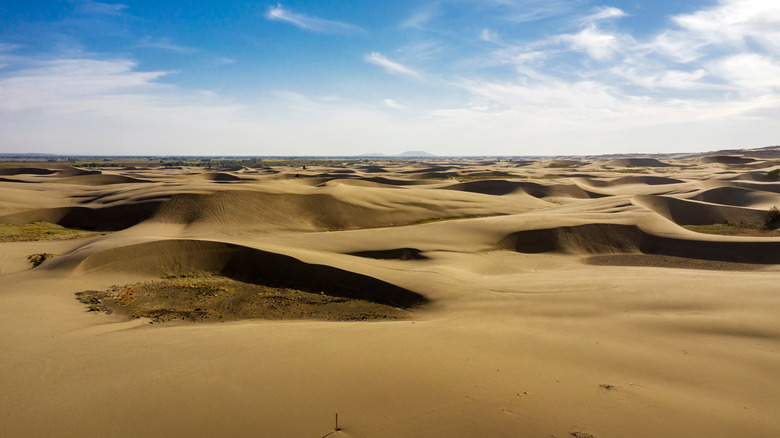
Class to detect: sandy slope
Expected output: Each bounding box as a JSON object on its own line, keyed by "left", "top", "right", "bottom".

{"left": 1, "top": 159, "right": 780, "bottom": 437}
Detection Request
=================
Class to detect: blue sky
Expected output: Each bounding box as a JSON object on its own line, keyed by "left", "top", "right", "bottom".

{"left": 0, "top": 0, "right": 778, "bottom": 156}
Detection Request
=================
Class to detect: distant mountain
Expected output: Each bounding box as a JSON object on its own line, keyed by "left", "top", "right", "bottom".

{"left": 397, "top": 151, "right": 436, "bottom": 157}
{"left": 356, "top": 150, "right": 437, "bottom": 158}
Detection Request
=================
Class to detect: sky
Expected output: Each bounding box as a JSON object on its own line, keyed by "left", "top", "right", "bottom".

{"left": 0, "top": 0, "right": 778, "bottom": 156}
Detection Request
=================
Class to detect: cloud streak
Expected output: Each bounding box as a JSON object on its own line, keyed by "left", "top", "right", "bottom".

{"left": 383, "top": 98, "right": 408, "bottom": 110}
{"left": 136, "top": 37, "right": 199, "bottom": 54}
{"left": 265, "top": 4, "right": 365, "bottom": 34}
{"left": 365, "top": 52, "right": 421, "bottom": 78}
{"left": 70, "top": 0, "right": 128, "bottom": 16}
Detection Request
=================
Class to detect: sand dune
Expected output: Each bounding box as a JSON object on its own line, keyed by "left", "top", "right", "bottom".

{"left": 443, "top": 179, "right": 601, "bottom": 199}
{"left": 192, "top": 172, "right": 245, "bottom": 182}
{"left": 1, "top": 202, "right": 161, "bottom": 231}
{"left": 604, "top": 158, "right": 673, "bottom": 167}
{"left": 699, "top": 155, "right": 756, "bottom": 165}
{"left": 150, "top": 188, "right": 534, "bottom": 231}
{"left": 690, "top": 186, "right": 780, "bottom": 209}
{"left": 502, "top": 222, "right": 780, "bottom": 263}
{"left": 579, "top": 175, "right": 685, "bottom": 187}
{"left": 634, "top": 194, "right": 767, "bottom": 225}
{"left": 2, "top": 158, "right": 780, "bottom": 437}
{"left": 53, "top": 166, "right": 101, "bottom": 177}
{"left": 57, "top": 174, "right": 149, "bottom": 185}
{"left": 76, "top": 239, "right": 426, "bottom": 308}
{"left": 0, "top": 167, "right": 57, "bottom": 176}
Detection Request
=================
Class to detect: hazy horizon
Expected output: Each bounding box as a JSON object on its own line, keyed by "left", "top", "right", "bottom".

{"left": 1, "top": 1, "right": 778, "bottom": 156}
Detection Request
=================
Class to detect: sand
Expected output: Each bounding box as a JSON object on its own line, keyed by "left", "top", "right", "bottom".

{"left": 1, "top": 157, "right": 779, "bottom": 437}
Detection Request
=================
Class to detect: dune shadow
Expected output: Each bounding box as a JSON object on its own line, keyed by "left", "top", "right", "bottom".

{"left": 349, "top": 248, "right": 428, "bottom": 260}
{"left": 501, "top": 223, "right": 780, "bottom": 264}
{"left": 78, "top": 239, "right": 428, "bottom": 308}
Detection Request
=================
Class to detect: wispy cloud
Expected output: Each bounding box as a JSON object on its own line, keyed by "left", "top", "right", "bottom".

{"left": 0, "top": 43, "right": 22, "bottom": 52}
{"left": 0, "top": 55, "right": 261, "bottom": 154}
{"left": 552, "top": 7, "right": 628, "bottom": 60}
{"left": 383, "top": 98, "right": 408, "bottom": 110}
{"left": 0, "top": 58, "right": 168, "bottom": 113}
{"left": 673, "top": 0, "right": 780, "bottom": 50}
{"left": 557, "top": 26, "right": 624, "bottom": 60}
{"left": 479, "top": 29, "right": 500, "bottom": 44}
{"left": 0, "top": 54, "right": 420, "bottom": 155}
{"left": 711, "top": 53, "right": 780, "bottom": 95}
{"left": 425, "top": 0, "right": 780, "bottom": 153}
{"left": 580, "top": 6, "right": 626, "bottom": 24}
{"left": 73, "top": 0, "right": 129, "bottom": 16}
{"left": 401, "top": 5, "right": 438, "bottom": 29}
{"left": 365, "top": 52, "right": 421, "bottom": 78}
{"left": 499, "top": 0, "right": 581, "bottom": 23}
{"left": 265, "top": 4, "right": 365, "bottom": 34}
{"left": 136, "top": 37, "right": 199, "bottom": 54}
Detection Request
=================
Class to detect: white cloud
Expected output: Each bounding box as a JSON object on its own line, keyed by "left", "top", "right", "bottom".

{"left": 365, "top": 52, "right": 422, "bottom": 78}
{"left": 479, "top": 29, "right": 500, "bottom": 44}
{"left": 433, "top": 0, "right": 780, "bottom": 154}
{"left": 0, "top": 43, "right": 22, "bottom": 52}
{"left": 265, "top": 4, "right": 365, "bottom": 34}
{"left": 0, "top": 56, "right": 428, "bottom": 156}
{"left": 462, "top": 79, "right": 623, "bottom": 111}
{"left": 74, "top": 0, "right": 129, "bottom": 16}
{"left": 383, "top": 99, "right": 408, "bottom": 110}
{"left": 136, "top": 37, "right": 198, "bottom": 54}
{"left": 498, "top": 0, "right": 580, "bottom": 23}
{"left": 0, "top": 57, "right": 254, "bottom": 154}
{"left": 558, "top": 25, "right": 623, "bottom": 60}
{"left": 0, "top": 59, "right": 167, "bottom": 112}
{"left": 649, "top": 30, "right": 706, "bottom": 62}
{"left": 609, "top": 66, "right": 710, "bottom": 90}
{"left": 581, "top": 6, "right": 626, "bottom": 24}
{"left": 401, "top": 5, "right": 438, "bottom": 29}
{"left": 711, "top": 53, "right": 780, "bottom": 94}
{"left": 658, "top": 0, "right": 780, "bottom": 58}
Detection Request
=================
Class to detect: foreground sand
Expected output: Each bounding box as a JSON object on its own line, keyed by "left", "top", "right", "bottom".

{"left": 1, "top": 156, "right": 780, "bottom": 437}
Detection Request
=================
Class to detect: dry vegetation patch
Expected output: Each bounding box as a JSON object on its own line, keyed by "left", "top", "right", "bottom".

{"left": 683, "top": 207, "right": 780, "bottom": 237}
{"left": 27, "top": 253, "right": 55, "bottom": 267}
{"left": 683, "top": 223, "right": 780, "bottom": 237}
{"left": 76, "top": 274, "right": 410, "bottom": 323}
{"left": 0, "top": 221, "right": 104, "bottom": 242}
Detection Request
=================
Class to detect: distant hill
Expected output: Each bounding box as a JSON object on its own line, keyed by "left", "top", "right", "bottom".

{"left": 356, "top": 151, "right": 437, "bottom": 158}
{"left": 397, "top": 151, "right": 436, "bottom": 157}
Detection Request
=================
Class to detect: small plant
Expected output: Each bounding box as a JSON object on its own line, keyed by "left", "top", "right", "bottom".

{"left": 766, "top": 168, "right": 780, "bottom": 181}
{"left": 27, "top": 253, "right": 54, "bottom": 267}
{"left": 765, "top": 206, "right": 780, "bottom": 228}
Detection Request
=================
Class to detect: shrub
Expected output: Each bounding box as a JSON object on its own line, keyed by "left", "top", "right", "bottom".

{"left": 765, "top": 206, "right": 780, "bottom": 228}
{"left": 767, "top": 168, "right": 780, "bottom": 181}
{"left": 27, "top": 253, "right": 54, "bottom": 267}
